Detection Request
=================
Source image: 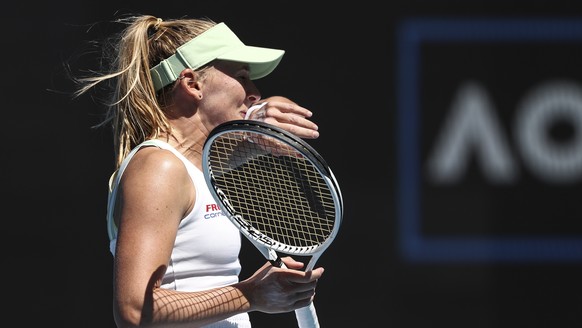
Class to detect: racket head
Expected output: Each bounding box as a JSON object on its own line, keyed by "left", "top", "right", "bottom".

{"left": 202, "top": 120, "right": 342, "bottom": 258}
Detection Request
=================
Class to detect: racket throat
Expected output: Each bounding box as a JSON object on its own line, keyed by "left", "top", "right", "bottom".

{"left": 259, "top": 247, "right": 282, "bottom": 267}
{"left": 268, "top": 249, "right": 284, "bottom": 268}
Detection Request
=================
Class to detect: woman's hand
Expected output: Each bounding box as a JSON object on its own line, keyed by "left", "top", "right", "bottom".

{"left": 247, "top": 96, "right": 319, "bottom": 140}
{"left": 237, "top": 256, "right": 324, "bottom": 314}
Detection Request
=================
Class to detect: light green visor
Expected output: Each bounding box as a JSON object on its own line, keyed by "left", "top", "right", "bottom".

{"left": 150, "top": 22, "right": 285, "bottom": 91}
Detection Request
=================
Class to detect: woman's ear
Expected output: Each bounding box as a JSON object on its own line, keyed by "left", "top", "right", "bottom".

{"left": 177, "top": 69, "right": 203, "bottom": 100}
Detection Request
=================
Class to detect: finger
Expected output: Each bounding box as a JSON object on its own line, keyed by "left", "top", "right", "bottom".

{"left": 286, "top": 267, "right": 324, "bottom": 284}
{"left": 289, "top": 286, "right": 320, "bottom": 310}
{"left": 265, "top": 121, "right": 320, "bottom": 139}
{"left": 280, "top": 256, "right": 304, "bottom": 269}
{"left": 265, "top": 100, "right": 313, "bottom": 118}
{"left": 247, "top": 104, "right": 320, "bottom": 139}
{"left": 248, "top": 104, "right": 318, "bottom": 133}
{"left": 289, "top": 279, "right": 318, "bottom": 294}
{"left": 275, "top": 113, "right": 318, "bottom": 131}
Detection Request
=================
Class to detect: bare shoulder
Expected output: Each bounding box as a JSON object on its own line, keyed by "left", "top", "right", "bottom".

{"left": 122, "top": 146, "right": 191, "bottom": 192}
{"left": 119, "top": 145, "right": 194, "bottom": 219}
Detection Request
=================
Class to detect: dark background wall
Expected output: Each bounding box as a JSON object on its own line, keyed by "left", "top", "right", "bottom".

{"left": 8, "top": 0, "right": 581, "bottom": 327}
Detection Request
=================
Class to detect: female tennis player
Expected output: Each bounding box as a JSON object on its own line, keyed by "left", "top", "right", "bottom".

{"left": 72, "top": 14, "right": 324, "bottom": 328}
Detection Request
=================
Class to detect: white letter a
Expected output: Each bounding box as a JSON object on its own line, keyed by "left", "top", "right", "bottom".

{"left": 427, "top": 81, "right": 517, "bottom": 184}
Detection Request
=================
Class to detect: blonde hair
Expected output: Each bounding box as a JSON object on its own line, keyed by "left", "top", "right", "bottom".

{"left": 73, "top": 15, "right": 216, "bottom": 168}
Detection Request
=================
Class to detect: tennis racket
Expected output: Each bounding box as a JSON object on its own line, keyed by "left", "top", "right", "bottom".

{"left": 202, "top": 119, "right": 343, "bottom": 328}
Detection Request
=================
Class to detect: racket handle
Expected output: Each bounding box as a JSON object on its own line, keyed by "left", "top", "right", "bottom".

{"left": 295, "top": 303, "right": 320, "bottom": 328}
{"left": 272, "top": 258, "right": 320, "bottom": 328}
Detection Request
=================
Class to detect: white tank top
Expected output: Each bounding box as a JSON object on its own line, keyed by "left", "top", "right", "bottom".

{"left": 106, "top": 140, "right": 250, "bottom": 327}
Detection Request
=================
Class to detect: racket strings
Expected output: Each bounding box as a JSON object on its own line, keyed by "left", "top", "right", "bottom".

{"left": 208, "top": 132, "right": 337, "bottom": 248}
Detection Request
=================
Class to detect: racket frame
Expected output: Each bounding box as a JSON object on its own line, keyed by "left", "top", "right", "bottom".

{"left": 202, "top": 120, "right": 342, "bottom": 270}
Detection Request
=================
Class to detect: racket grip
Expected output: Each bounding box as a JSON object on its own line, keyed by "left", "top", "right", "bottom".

{"left": 274, "top": 259, "right": 320, "bottom": 328}
{"left": 295, "top": 303, "right": 320, "bottom": 328}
